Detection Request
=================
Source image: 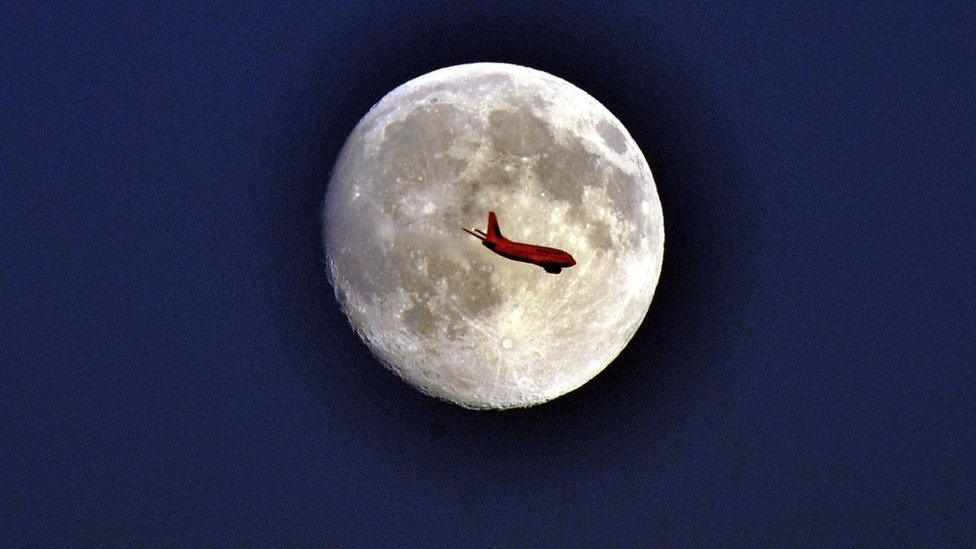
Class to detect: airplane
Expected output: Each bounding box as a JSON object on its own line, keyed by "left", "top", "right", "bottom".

{"left": 463, "top": 211, "right": 577, "bottom": 274}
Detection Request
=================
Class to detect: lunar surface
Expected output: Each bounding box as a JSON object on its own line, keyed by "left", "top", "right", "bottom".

{"left": 323, "top": 63, "right": 664, "bottom": 409}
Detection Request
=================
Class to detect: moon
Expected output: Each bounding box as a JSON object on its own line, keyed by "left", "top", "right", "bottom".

{"left": 323, "top": 62, "right": 664, "bottom": 409}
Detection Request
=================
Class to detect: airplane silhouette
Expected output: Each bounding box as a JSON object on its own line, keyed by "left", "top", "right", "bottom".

{"left": 463, "top": 212, "right": 577, "bottom": 274}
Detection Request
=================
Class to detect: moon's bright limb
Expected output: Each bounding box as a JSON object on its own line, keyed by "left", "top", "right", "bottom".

{"left": 323, "top": 63, "right": 664, "bottom": 409}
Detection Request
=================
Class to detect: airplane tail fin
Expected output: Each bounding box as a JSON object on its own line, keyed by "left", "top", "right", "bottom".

{"left": 487, "top": 211, "right": 503, "bottom": 240}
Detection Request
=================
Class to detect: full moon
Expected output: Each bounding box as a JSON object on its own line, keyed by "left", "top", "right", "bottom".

{"left": 323, "top": 63, "right": 664, "bottom": 409}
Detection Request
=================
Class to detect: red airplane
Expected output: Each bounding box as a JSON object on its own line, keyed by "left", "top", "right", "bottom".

{"left": 463, "top": 212, "right": 577, "bottom": 274}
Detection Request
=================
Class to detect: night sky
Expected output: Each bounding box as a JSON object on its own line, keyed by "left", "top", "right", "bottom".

{"left": 2, "top": 2, "right": 974, "bottom": 545}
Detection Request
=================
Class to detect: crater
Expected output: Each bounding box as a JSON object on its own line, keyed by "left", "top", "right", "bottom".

{"left": 587, "top": 219, "right": 615, "bottom": 250}
{"left": 488, "top": 107, "right": 555, "bottom": 157}
{"left": 603, "top": 164, "right": 642, "bottom": 220}
{"left": 597, "top": 119, "right": 628, "bottom": 154}
{"left": 454, "top": 263, "right": 501, "bottom": 318}
{"left": 534, "top": 139, "right": 602, "bottom": 209}
{"left": 462, "top": 72, "right": 514, "bottom": 93}
{"left": 374, "top": 103, "right": 478, "bottom": 190}
{"left": 396, "top": 253, "right": 502, "bottom": 340}
{"left": 456, "top": 164, "right": 519, "bottom": 219}
{"left": 403, "top": 299, "right": 438, "bottom": 336}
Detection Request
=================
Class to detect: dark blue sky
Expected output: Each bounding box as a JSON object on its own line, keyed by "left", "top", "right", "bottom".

{"left": 2, "top": 2, "right": 974, "bottom": 545}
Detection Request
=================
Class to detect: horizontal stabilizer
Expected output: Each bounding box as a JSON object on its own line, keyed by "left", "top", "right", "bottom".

{"left": 462, "top": 227, "right": 485, "bottom": 240}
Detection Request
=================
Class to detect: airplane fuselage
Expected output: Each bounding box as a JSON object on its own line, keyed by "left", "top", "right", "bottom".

{"left": 484, "top": 239, "right": 576, "bottom": 272}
